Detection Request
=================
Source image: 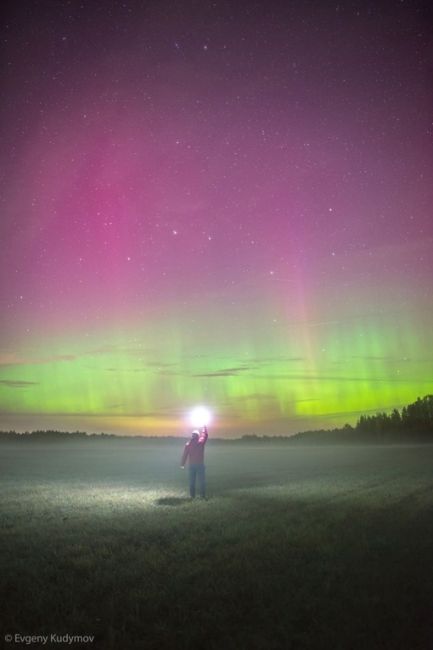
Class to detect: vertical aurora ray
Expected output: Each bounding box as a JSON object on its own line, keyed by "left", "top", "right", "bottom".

{"left": 0, "top": 2, "right": 432, "bottom": 436}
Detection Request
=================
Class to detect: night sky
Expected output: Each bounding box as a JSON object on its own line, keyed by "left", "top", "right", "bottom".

{"left": 1, "top": 0, "right": 432, "bottom": 436}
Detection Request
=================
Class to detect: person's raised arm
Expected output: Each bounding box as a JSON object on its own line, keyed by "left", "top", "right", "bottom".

{"left": 198, "top": 426, "right": 208, "bottom": 444}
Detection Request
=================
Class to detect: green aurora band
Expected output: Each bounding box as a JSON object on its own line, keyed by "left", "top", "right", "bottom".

{"left": 1, "top": 301, "right": 431, "bottom": 436}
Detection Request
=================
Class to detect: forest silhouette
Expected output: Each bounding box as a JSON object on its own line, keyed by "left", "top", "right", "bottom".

{"left": 1, "top": 395, "right": 432, "bottom": 444}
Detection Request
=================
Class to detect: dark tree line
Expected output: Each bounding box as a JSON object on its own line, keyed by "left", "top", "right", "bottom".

{"left": 354, "top": 395, "right": 433, "bottom": 442}
{"left": 0, "top": 430, "right": 192, "bottom": 443}
{"left": 1, "top": 395, "right": 432, "bottom": 444}
{"left": 240, "top": 395, "right": 433, "bottom": 444}
{"left": 0, "top": 430, "right": 108, "bottom": 442}
{"left": 289, "top": 395, "right": 433, "bottom": 444}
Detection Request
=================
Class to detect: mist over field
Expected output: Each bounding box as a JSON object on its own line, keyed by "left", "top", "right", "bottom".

{"left": 1, "top": 441, "right": 433, "bottom": 649}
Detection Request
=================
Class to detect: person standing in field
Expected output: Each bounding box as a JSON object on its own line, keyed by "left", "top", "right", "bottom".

{"left": 180, "top": 426, "right": 208, "bottom": 499}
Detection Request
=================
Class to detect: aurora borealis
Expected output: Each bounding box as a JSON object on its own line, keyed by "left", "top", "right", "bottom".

{"left": 1, "top": 1, "right": 432, "bottom": 436}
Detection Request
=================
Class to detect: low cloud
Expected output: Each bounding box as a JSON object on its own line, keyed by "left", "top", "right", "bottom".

{"left": 240, "top": 356, "right": 304, "bottom": 365}
{"left": 0, "top": 379, "right": 39, "bottom": 388}
{"left": 191, "top": 366, "right": 255, "bottom": 378}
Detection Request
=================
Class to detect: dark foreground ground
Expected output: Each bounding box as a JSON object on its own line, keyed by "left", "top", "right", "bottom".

{"left": 1, "top": 443, "right": 433, "bottom": 650}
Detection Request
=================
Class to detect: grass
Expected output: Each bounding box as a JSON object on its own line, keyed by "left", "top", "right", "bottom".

{"left": 1, "top": 443, "right": 433, "bottom": 649}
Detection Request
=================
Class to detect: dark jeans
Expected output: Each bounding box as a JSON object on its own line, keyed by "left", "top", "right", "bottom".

{"left": 189, "top": 463, "right": 206, "bottom": 498}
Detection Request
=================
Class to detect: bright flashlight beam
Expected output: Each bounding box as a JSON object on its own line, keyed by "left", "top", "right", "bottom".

{"left": 189, "top": 406, "right": 212, "bottom": 428}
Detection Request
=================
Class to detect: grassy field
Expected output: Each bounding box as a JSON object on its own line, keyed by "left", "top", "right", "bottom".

{"left": 1, "top": 442, "right": 433, "bottom": 650}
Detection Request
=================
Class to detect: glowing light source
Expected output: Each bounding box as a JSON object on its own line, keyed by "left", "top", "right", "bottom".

{"left": 189, "top": 406, "right": 212, "bottom": 428}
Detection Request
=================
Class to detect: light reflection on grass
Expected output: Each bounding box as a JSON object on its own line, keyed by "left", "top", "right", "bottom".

{"left": 1, "top": 444, "right": 433, "bottom": 649}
